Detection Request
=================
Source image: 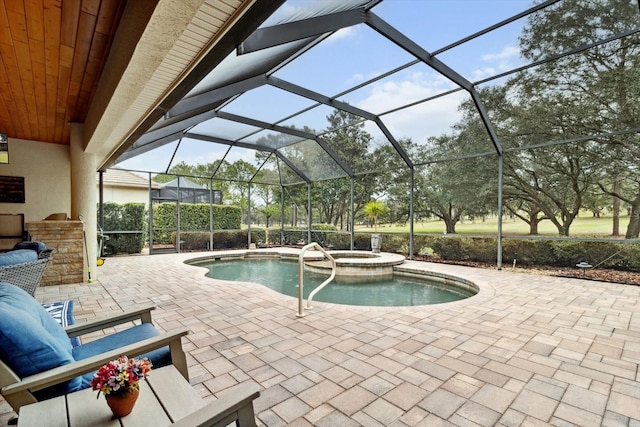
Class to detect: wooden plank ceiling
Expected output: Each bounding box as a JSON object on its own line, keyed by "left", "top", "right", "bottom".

{"left": 0, "top": 0, "right": 126, "bottom": 145}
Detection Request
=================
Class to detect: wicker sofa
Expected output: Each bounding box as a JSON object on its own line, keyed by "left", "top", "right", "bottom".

{"left": 0, "top": 247, "right": 52, "bottom": 296}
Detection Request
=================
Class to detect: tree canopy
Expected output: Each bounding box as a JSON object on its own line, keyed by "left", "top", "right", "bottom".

{"left": 152, "top": 0, "right": 638, "bottom": 238}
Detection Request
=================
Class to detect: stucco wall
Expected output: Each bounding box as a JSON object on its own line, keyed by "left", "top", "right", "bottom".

{"left": 101, "top": 185, "right": 149, "bottom": 206}
{"left": 0, "top": 138, "right": 71, "bottom": 222}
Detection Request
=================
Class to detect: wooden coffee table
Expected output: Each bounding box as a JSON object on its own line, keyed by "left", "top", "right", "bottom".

{"left": 18, "top": 365, "right": 206, "bottom": 426}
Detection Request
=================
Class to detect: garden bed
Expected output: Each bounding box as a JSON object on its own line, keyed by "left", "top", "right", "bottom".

{"left": 414, "top": 255, "right": 640, "bottom": 286}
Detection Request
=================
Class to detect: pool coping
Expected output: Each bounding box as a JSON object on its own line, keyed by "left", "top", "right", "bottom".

{"left": 185, "top": 248, "right": 495, "bottom": 312}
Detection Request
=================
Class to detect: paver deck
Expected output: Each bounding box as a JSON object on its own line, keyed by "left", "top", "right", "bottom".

{"left": 2, "top": 250, "right": 639, "bottom": 426}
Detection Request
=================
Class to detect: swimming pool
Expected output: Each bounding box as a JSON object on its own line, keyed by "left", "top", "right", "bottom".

{"left": 192, "top": 258, "right": 476, "bottom": 307}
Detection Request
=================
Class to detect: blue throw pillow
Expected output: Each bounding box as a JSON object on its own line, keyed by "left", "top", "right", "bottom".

{"left": 0, "top": 249, "right": 38, "bottom": 267}
{"left": 0, "top": 283, "right": 81, "bottom": 396}
{"left": 13, "top": 241, "right": 47, "bottom": 253}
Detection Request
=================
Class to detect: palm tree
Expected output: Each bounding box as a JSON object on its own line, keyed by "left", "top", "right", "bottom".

{"left": 364, "top": 200, "right": 386, "bottom": 232}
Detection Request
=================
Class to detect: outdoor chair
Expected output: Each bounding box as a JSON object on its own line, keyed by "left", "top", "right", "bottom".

{"left": 0, "top": 249, "right": 52, "bottom": 296}
{"left": 0, "top": 282, "right": 190, "bottom": 416}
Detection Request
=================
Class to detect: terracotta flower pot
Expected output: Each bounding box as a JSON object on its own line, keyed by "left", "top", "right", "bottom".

{"left": 105, "top": 388, "right": 139, "bottom": 417}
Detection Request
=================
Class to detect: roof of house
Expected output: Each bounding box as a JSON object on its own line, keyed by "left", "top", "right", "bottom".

{"left": 99, "top": 169, "right": 159, "bottom": 189}
{"left": 158, "top": 177, "right": 207, "bottom": 190}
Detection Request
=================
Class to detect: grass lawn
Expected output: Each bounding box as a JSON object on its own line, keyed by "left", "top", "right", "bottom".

{"left": 357, "top": 215, "right": 630, "bottom": 237}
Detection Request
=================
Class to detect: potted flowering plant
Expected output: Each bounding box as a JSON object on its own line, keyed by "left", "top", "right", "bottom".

{"left": 90, "top": 356, "right": 152, "bottom": 417}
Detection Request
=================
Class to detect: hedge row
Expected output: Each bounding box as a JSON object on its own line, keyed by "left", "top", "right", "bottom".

{"left": 153, "top": 203, "right": 241, "bottom": 244}
{"left": 280, "top": 225, "right": 337, "bottom": 246}
{"left": 100, "top": 202, "right": 145, "bottom": 255}
{"left": 171, "top": 229, "right": 416, "bottom": 253}
{"left": 425, "top": 236, "right": 640, "bottom": 272}
{"left": 172, "top": 229, "right": 266, "bottom": 250}
{"left": 163, "top": 226, "right": 640, "bottom": 273}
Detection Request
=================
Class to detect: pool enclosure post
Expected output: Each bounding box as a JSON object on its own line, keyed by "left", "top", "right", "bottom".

{"left": 497, "top": 155, "right": 503, "bottom": 270}
{"left": 350, "top": 178, "right": 355, "bottom": 250}
{"left": 280, "top": 185, "right": 285, "bottom": 246}
{"left": 176, "top": 178, "right": 181, "bottom": 253}
{"left": 409, "top": 167, "right": 415, "bottom": 260}
{"left": 209, "top": 178, "right": 214, "bottom": 251}
{"left": 307, "top": 183, "right": 312, "bottom": 244}
{"left": 147, "top": 173, "right": 153, "bottom": 255}
{"left": 98, "top": 171, "right": 104, "bottom": 232}
{"left": 247, "top": 183, "right": 252, "bottom": 248}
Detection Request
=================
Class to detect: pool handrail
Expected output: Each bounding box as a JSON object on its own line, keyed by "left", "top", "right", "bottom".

{"left": 297, "top": 242, "right": 336, "bottom": 317}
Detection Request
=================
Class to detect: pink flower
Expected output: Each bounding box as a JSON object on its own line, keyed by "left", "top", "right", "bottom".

{"left": 90, "top": 356, "right": 152, "bottom": 397}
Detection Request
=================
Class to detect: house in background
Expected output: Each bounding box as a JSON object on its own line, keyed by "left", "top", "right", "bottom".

{"left": 98, "top": 169, "right": 158, "bottom": 207}
{"left": 152, "top": 177, "right": 222, "bottom": 205}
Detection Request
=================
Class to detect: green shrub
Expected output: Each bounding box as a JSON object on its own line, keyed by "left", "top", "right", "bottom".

{"left": 467, "top": 238, "right": 498, "bottom": 263}
{"left": 430, "top": 237, "right": 467, "bottom": 260}
{"left": 153, "top": 203, "right": 241, "bottom": 244}
{"left": 621, "top": 244, "right": 640, "bottom": 271}
{"left": 377, "top": 235, "right": 405, "bottom": 254}
{"left": 423, "top": 236, "right": 640, "bottom": 272}
{"left": 353, "top": 233, "right": 372, "bottom": 250}
{"left": 214, "top": 205, "right": 242, "bottom": 230}
{"left": 323, "top": 232, "right": 410, "bottom": 252}
{"left": 251, "top": 228, "right": 266, "bottom": 246}
{"left": 166, "top": 224, "right": 640, "bottom": 273}
{"left": 413, "top": 235, "right": 433, "bottom": 255}
{"left": 177, "top": 204, "right": 210, "bottom": 231}
{"left": 152, "top": 203, "right": 177, "bottom": 244}
{"left": 282, "top": 229, "right": 308, "bottom": 245}
{"left": 282, "top": 224, "right": 336, "bottom": 246}
{"left": 99, "top": 202, "right": 145, "bottom": 255}
{"left": 171, "top": 229, "right": 266, "bottom": 250}
{"left": 311, "top": 224, "right": 338, "bottom": 246}
{"left": 174, "top": 232, "right": 211, "bottom": 251}
{"left": 325, "top": 232, "right": 351, "bottom": 249}
{"left": 211, "top": 231, "right": 239, "bottom": 249}
{"left": 214, "top": 230, "right": 256, "bottom": 249}
{"left": 312, "top": 224, "right": 338, "bottom": 231}
{"left": 550, "top": 241, "right": 628, "bottom": 269}
{"left": 502, "top": 239, "right": 556, "bottom": 266}
{"left": 264, "top": 228, "right": 283, "bottom": 245}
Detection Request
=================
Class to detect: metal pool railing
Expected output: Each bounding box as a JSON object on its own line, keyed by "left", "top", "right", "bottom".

{"left": 297, "top": 242, "right": 336, "bottom": 317}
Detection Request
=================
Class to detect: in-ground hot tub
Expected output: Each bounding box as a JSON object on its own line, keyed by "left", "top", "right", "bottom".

{"left": 302, "top": 250, "right": 406, "bottom": 281}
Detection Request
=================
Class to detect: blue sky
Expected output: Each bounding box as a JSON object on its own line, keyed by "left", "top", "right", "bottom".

{"left": 118, "top": 0, "right": 535, "bottom": 175}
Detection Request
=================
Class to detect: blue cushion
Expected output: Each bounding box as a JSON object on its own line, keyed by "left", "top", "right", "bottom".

{"left": 13, "top": 241, "right": 47, "bottom": 253}
{"left": 72, "top": 323, "right": 171, "bottom": 388}
{"left": 0, "top": 283, "right": 81, "bottom": 397}
{"left": 0, "top": 283, "right": 171, "bottom": 399}
{"left": 0, "top": 249, "right": 38, "bottom": 267}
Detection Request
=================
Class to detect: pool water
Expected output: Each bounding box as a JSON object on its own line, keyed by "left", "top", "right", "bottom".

{"left": 197, "top": 259, "right": 474, "bottom": 307}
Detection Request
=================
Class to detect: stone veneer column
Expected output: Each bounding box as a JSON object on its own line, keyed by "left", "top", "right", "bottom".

{"left": 70, "top": 123, "right": 97, "bottom": 282}
{"left": 25, "top": 221, "right": 84, "bottom": 285}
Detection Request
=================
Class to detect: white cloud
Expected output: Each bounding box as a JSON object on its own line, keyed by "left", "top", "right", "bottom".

{"left": 481, "top": 45, "right": 520, "bottom": 62}
{"left": 374, "top": 95, "right": 465, "bottom": 145}
{"left": 354, "top": 72, "right": 466, "bottom": 144}
{"left": 472, "top": 45, "right": 522, "bottom": 81}
{"left": 471, "top": 67, "right": 497, "bottom": 81}
{"left": 347, "top": 72, "right": 366, "bottom": 85}
{"left": 357, "top": 71, "right": 455, "bottom": 112}
{"left": 325, "top": 26, "right": 356, "bottom": 43}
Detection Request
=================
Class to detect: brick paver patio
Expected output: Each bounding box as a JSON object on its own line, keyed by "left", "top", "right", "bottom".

{"left": 2, "top": 250, "right": 639, "bottom": 426}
